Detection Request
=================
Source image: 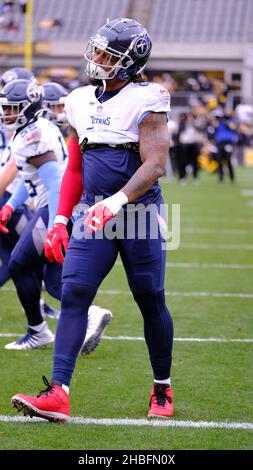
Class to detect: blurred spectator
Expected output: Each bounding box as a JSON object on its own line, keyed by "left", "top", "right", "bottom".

{"left": 197, "top": 73, "right": 212, "bottom": 92}
{"left": 147, "top": 72, "right": 253, "bottom": 180}
{"left": 152, "top": 73, "right": 177, "bottom": 93}
{"left": 166, "top": 119, "right": 178, "bottom": 178}
{"left": 39, "top": 18, "right": 63, "bottom": 30}
{"left": 19, "top": 0, "right": 27, "bottom": 14}
{"left": 176, "top": 111, "right": 205, "bottom": 183}
{"left": 234, "top": 104, "right": 253, "bottom": 165}
{"left": 211, "top": 78, "right": 229, "bottom": 108}
{"left": 186, "top": 77, "right": 200, "bottom": 92}
{"left": 210, "top": 109, "right": 238, "bottom": 182}
{"left": 0, "top": 0, "right": 26, "bottom": 31}
{"left": 38, "top": 17, "right": 63, "bottom": 39}
{"left": 235, "top": 104, "right": 253, "bottom": 126}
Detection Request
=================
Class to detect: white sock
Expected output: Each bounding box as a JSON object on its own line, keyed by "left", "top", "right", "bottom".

{"left": 62, "top": 384, "right": 69, "bottom": 395}
{"left": 29, "top": 321, "right": 46, "bottom": 333}
{"left": 154, "top": 378, "right": 171, "bottom": 386}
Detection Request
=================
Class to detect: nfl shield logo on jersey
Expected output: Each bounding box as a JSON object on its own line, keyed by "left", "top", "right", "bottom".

{"left": 96, "top": 105, "right": 103, "bottom": 114}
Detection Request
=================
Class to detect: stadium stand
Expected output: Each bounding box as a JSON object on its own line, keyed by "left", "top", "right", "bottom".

{"left": 0, "top": 0, "right": 131, "bottom": 42}
{"left": 1, "top": 0, "right": 253, "bottom": 43}
{"left": 148, "top": 0, "right": 253, "bottom": 43}
{"left": 0, "top": 0, "right": 252, "bottom": 103}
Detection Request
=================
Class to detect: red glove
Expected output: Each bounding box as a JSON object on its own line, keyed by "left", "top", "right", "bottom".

{"left": 44, "top": 229, "right": 55, "bottom": 262}
{"left": 84, "top": 204, "right": 114, "bottom": 233}
{"left": 0, "top": 204, "right": 14, "bottom": 234}
{"left": 51, "top": 222, "right": 69, "bottom": 265}
{"left": 84, "top": 191, "right": 128, "bottom": 233}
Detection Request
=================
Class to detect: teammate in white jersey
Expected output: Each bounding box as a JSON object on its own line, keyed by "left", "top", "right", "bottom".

{"left": 0, "top": 68, "right": 35, "bottom": 286}
{"left": 0, "top": 68, "right": 60, "bottom": 319}
{"left": 0, "top": 78, "right": 65, "bottom": 348}
{"left": 0, "top": 78, "right": 112, "bottom": 350}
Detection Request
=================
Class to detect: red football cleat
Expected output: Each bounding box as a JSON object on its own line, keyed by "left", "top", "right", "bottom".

{"left": 148, "top": 384, "right": 174, "bottom": 418}
{"left": 11, "top": 376, "right": 70, "bottom": 423}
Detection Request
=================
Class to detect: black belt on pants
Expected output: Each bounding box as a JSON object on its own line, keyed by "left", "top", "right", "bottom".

{"left": 80, "top": 138, "right": 139, "bottom": 154}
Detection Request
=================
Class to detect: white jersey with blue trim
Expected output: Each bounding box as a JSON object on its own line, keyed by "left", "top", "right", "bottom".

{"left": 65, "top": 81, "right": 171, "bottom": 145}
{"left": 11, "top": 117, "right": 68, "bottom": 209}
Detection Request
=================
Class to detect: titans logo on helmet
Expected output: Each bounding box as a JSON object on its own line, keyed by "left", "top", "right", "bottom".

{"left": 1, "top": 70, "right": 17, "bottom": 83}
{"left": 133, "top": 34, "right": 151, "bottom": 58}
{"left": 27, "top": 83, "right": 41, "bottom": 103}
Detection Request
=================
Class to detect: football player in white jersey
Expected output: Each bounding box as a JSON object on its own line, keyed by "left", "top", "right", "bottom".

{"left": 0, "top": 78, "right": 112, "bottom": 351}
{"left": 0, "top": 67, "right": 35, "bottom": 286}
{"left": 41, "top": 81, "right": 68, "bottom": 128}
{"left": 0, "top": 68, "right": 60, "bottom": 319}
{"left": 0, "top": 78, "right": 66, "bottom": 348}
{"left": 12, "top": 18, "right": 174, "bottom": 421}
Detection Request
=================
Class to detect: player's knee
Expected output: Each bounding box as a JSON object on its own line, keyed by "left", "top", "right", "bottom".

{"left": 61, "top": 282, "right": 96, "bottom": 315}
{"left": 8, "top": 258, "right": 23, "bottom": 277}
{"left": 133, "top": 289, "right": 167, "bottom": 317}
{"left": 0, "top": 265, "right": 10, "bottom": 286}
{"left": 44, "top": 278, "right": 62, "bottom": 301}
{"left": 43, "top": 266, "right": 62, "bottom": 300}
{"left": 61, "top": 282, "right": 85, "bottom": 300}
{"left": 127, "top": 270, "right": 164, "bottom": 294}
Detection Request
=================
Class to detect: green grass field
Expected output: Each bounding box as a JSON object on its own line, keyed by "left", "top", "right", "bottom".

{"left": 0, "top": 167, "right": 253, "bottom": 450}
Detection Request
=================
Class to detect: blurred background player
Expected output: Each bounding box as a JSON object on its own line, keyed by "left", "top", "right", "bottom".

{"left": 0, "top": 77, "right": 65, "bottom": 348}
{"left": 0, "top": 75, "right": 112, "bottom": 352}
{"left": 208, "top": 108, "right": 238, "bottom": 183}
{"left": 42, "top": 81, "right": 68, "bottom": 129}
{"left": 0, "top": 67, "right": 60, "bottom": 319}
{"left": 0, "top": 67, "right": 34, "bottom": 87}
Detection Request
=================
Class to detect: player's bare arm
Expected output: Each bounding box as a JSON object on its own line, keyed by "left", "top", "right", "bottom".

{"left": 121, "top": 112, "right": 169, "bottom": 202}
{"left": 0, "top": 156, "right": 17, "bottom": 196}
{"left": 27, "top": 151, "right": 57, "bottom": 168}
{"left": 69, "top": 125, "right": 79, "bottom": 141}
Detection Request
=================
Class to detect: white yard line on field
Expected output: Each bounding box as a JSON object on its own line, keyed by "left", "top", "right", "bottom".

{"left": 241, "top": 190, "right": 253, "bottom": 196}
{"left": 183, "top": 227, "right": 249, "bottom": 235}
{"left": 98, "top": 290, "right": 253, "bottom": 299}
{"left": 180, "top": 242, "right": 253, "bottom": 250}
{"left": 0, "top": 332, "right": 252, "bottom": 343}
{"left": 115, "top": 261, "right": 253, "bottom": 270}
{"left": 0, "top": 415, "right": 252, "bottom": 430}
{"left": 0, "top": 333, "right": 23, "bottom": 337}
{"left": 1, "top": 286, "right": 253, "bottom": 298}
{"left": 182, "top": 216, "right": 253, "bottom": 224}
{"left": 102, "top": 336, "right": 253, "bottom": 343}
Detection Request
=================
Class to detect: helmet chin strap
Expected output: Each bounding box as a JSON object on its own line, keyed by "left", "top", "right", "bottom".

{"left": 96, "top": 79, "right": 107, "bottom": 100}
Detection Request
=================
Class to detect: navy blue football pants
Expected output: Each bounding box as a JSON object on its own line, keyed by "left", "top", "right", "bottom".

{"left": 53, "top": 205, "right": 174, "bottom": 385}
{"left": 7, "top": 206, "right": 62, "bottom": 325}
{"left": 0, "top": 191, "right": 32, "bottom": 286}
